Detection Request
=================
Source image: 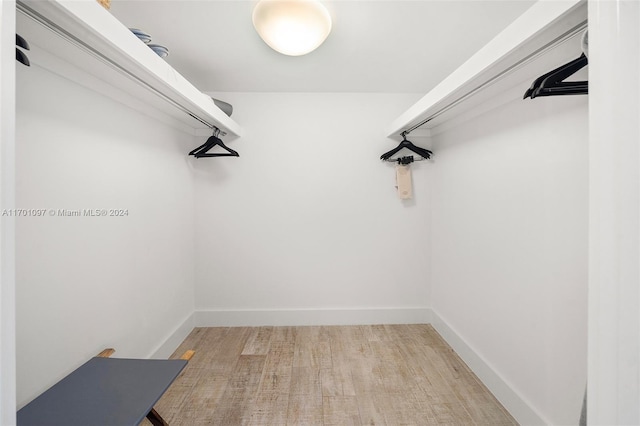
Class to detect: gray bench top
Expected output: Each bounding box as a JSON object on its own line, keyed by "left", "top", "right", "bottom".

{"left": 17, "top": 357, "right": 187, "bottom": 426}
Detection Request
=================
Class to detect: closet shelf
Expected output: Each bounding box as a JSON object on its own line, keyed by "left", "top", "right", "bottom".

{"left": 386, "top": 0, "right": 587, "bottom": 139}
{"left": 17, "top": 0, "right": 243, "bottom": 139}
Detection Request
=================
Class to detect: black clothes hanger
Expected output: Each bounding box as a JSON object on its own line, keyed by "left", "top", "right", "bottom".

{"left": 380, "top": 132, "right": 432, "bottom": 162}
{"left": 188, "top": 129, "right": 239, "bottom": 158}
{"left": 16, "top": 34, "right": 29, "bottom": 50}
{"left": 524, "top": 53, "right": 588, "bottom": 99}
{"left": 16, "top": 34, "right": 30, "bottom": 67}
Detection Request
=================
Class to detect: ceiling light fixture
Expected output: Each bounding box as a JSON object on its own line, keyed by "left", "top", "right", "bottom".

{"left": 252, "top": 0, "right": 332, "bottom": 56}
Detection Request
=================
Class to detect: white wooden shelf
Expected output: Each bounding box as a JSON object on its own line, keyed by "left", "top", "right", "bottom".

{"left": 17, "top": 0, "right": 243, "bottom": 139}
{"left": 386, "top": 0, "right": 587, "bottom": 139}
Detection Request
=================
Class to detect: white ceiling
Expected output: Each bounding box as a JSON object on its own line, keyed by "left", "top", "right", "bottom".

{"left": 110, "top": 0, "right": 535, "bottom": 93}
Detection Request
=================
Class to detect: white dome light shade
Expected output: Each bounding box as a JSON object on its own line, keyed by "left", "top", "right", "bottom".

{"left": 252, "top": 0, "right": 332, "bottom": 56}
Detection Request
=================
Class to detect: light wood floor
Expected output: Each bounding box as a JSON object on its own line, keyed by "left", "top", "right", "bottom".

{"left": 144, "top": 325, "right": 517, "bottom": 425}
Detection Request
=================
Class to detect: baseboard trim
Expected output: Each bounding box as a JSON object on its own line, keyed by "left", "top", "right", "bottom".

{"left": 148, "top": 312, "right": 195, "bottom": 359}
{"left": 430, "top": 309, "right": 548, "bottom": 425}
{"left": 195, "top": 307, "right": 433, "bottom": 327}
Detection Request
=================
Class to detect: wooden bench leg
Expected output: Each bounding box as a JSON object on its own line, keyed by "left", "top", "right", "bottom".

{"left": 146, "top": 408, "right": 169, "bottom": 426}
{"left": 180, "top": 350, "right": 195, "bottom": 361}
{"left": 96, "top": 348, "right": 115, "bottom": 358}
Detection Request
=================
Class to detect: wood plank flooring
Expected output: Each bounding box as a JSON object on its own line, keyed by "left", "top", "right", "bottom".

{"left": 142, "top": 325, "right": 517, "bottom": 425}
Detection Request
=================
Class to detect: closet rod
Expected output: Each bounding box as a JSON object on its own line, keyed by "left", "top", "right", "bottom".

{"left": 402, "top": 19, "right": 588, "bottom": 136}
{"left": 16, "top": 1, "right": 226, "bottom": 136}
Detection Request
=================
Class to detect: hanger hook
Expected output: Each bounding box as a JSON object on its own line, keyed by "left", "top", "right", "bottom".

{"left": 401, "top": 131, "right": 409, "bottom": 140}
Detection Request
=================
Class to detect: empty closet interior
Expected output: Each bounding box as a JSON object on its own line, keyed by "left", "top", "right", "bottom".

{"left": 11, "top": 0, "right": 595, "bottom": 424}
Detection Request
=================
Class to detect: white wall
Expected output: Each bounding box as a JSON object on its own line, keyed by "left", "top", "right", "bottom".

{"left": 1, "top": 0, "right": 17, "bottom": 423}
{"left": 15, "top": 63, "right": 196, "bottom": 407}
{"left": 588, "top": 0, "right": 640, "bottom": 423}
{"left": 430, "top": 93, "right": 588, "bottom": 425}
{"left": 193, "top": 92, "right": 431, "bottom": 325}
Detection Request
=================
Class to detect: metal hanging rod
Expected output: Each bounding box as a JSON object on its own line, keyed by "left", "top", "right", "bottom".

{"left": 402, "top": 19, "right": 588, "bottom": 136}
{"left": 16, "top": 1, "right": 225, "bottom": 136}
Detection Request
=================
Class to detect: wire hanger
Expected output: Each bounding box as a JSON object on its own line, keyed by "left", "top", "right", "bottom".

{"left": 380, "top": 131, "right": 432, "bottom": 162}
{"left": 523, "top": 53, "right": 588, "bottom": 99}
{"left": 188, "top": 128, "right": 239, "bottom": 158}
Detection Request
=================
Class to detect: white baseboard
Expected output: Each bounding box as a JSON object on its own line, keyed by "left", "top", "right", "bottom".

{"left": 194, "top": 307, "right": 433, "bottom": 327}
{"left": 148, "top": 312, "right": 195, "bottom": 359}
{"left": 430, "top": 309, "right": 548, "bottom": 426}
